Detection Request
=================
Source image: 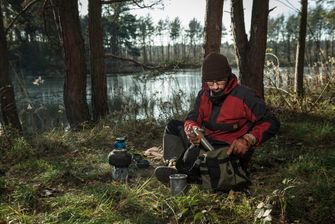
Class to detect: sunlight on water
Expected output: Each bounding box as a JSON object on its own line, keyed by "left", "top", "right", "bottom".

{"left": 14, "top": 69, "right": 204, "bottom": 130}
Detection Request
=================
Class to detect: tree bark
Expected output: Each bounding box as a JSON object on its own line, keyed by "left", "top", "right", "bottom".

{"left": 314, "top": 40, "right": 321, "bottom": 63}
{"left": 167, "top": 43, "right": 170, "bottom": 61}
{"left": 149, "top": 44, "right": 152, "bottom": 62}
{"left": 331, "top": 38, "right": 334, "bottom": 58}
{"left": 89, "top": 0, "right": 108, "bottom": 122}
{"left": 142, "top": 45, "right": 148, "bottom": 64}
{"left": 294, "top": 0, "right": 307, "bottom": 98}
{"left": 58, "top": 0, "right": 90, "bottom": 128}
{"left": 173, "top": 43, "right": 178, "bottom": 60}
{"left": 203, "top": 0, "right": 223, "bottom": 57}
{"left": 247, "top": 0, "right": 269, "bottom": 98}
{"left": 286, "top": 34, "right": 291, "bottom": 65}
{"left": 231, "top": 0, "right": 249, "bottom": 82}
{"left": 160, "top": 45, "right": 164, "bottom": 61}
{"left": 194, "top": 45, "right": 197, "bottom": 61}
{"left": 231, "top": 0, "right": 269, "bottom": 98}
{"left": 0, "top": 3, "right": 22, "bottom": 132}
{"left": 325, "top": 40, "right": 329, "bottom": 59}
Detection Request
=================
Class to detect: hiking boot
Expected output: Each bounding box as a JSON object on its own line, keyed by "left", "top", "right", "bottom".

{"left": 154, "top": 166, "right": 178, "bottom": 183}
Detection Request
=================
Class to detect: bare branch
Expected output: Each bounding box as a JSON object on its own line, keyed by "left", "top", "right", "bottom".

{"left": 5, "top": 0, "right": 41, "bottom": 35}
{"left": 131, "top": 0, "right": 163, "bottom": 8}
{"left": 104, "top": 53, "right": 166, "bottom": 70}
{"left": 269, "top": 6, "right": 276, "bottom": 13}
{"left": 101, "top": 0, "right": 128, "bottom": 4}
{"left": 101, "top": 0, "right": 163, "bottom": 8}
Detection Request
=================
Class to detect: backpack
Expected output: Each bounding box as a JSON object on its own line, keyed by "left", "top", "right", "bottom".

{"left": 198, "top": 147, "right": 251, "bottom": 192}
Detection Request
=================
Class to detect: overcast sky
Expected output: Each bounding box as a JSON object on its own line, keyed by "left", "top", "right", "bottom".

{"left": 78, "top": 0, "right": 304, "bottom": 42}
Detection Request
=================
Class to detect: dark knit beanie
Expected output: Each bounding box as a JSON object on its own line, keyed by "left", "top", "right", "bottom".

{"left": 202, "top": 53, "right": 232, "bottom": 82}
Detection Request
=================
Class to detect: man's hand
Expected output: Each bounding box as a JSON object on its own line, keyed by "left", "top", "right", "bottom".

{"left": 185, "top": 126, "right": 203, "bottom": 146}
{"left": 227, "top": 137, "right": 251, "bottom": 156}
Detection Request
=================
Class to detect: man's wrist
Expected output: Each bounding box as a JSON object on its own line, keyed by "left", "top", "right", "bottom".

{"left": 242, "top": 133, "right": 257, "bottom": 146}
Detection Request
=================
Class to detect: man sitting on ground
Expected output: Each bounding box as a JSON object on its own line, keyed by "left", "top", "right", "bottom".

{"left": 155, "top": 53, "right": 280, "bottom": 189}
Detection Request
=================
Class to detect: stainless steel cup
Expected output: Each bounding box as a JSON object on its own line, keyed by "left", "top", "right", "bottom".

{"left": 169, "top": 174, "right": 188, "bottom": 196}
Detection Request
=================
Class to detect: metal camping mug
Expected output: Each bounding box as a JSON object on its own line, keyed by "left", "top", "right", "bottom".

{"left": 169, "top": 174, "right": 188, "bottom": 196}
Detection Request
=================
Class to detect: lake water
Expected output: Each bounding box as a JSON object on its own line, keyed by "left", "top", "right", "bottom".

{"left": 15, "top": 68, "right": 205, "bottom": 110}
{"left": 11, "top": 66, "right": 313, "bottom": 131}
{"left": 13, "top": 69, "right": 206, "bottom": 130}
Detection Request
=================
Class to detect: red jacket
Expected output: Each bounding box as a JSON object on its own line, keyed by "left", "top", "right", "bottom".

{"left": 184, "top": 74, "right": 280, "bottom": 145}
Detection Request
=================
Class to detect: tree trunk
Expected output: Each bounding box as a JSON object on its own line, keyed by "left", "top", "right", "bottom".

{"left": 89, "top": 0, "right": 108, "bottom": 122}
{"left": 173, "top": 43, "right": 178, "bottom": 60}
{"left": 149, "top": 44, "right": 152, "bottom": 62}
{"left": 0, "top": 3, "right": 22, "bottom": 132}
{"left": 203, "top": 0, "right": 223, "bottom": 57}
{"left": 58, "top": 0, "right": 90, "bottom": 128}
{"left": 314, "top": 40, "right": 321, "bottom": 63}
{"left": 231, "top": 0, "right": 249, "bottom": 84}
{"left": 325, "top": 40, "right": 329, "bottom": 59}
{"left": 306, "top": 40, "right": 313, "bottom": 65}
{"left": 167, "top": 43, "right": 170, "bottom": 61}
{"left": 142, "top": 45, "right": 148, "bottom": 64}
{"left": 193, "top": 42, "right": 196, "bottom": 59}
{"left": 331, "top": 38, "right": 334, "bottom": 58}
{"left": 182, "top": 42, "right": 186, "bottom": 60}
{"left": 294, "top": 0, "right": 307, "bottom": 98}
{"left": 160, "top": 45, "right": 164, "bottom": 61}
{"left": 247, "top": 0, "right": 268, "bottom": 98}
{"left": 231, "top": 0, "right": 269, "bottom": 98}
{"left": 286, "top": 34, "right": 291, "bottom": 65}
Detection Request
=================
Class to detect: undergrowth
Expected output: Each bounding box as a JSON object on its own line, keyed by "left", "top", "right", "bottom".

{"left": 1, "top": 102, "right": 334, "bottom": 223}
{"left": 1, "top": 66, "right": 335, "bottom": 224}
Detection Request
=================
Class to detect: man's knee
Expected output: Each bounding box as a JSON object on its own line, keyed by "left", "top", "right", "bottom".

{"left": 165, "top": 119, "right": 184, "bottom": 135}
{"left": 163, "top": 120, "right": 188, "bottom": 161}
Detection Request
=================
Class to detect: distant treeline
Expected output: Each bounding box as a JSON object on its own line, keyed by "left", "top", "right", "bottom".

{"left": 4, "top": 2, "right": 334, "bottom": 75}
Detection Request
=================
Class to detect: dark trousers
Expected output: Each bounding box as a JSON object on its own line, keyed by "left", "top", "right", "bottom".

{"left": 164, "top": 119, "right": 189, "bottom": 149}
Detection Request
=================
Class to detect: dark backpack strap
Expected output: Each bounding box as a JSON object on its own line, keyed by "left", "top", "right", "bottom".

{"left": 203, "top": 121, "right": 240, "bottom": 132}
{"left": 230, "top": 158, "right": 250, "bottom": 181}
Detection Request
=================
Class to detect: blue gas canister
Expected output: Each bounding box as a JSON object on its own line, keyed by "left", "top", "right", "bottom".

{"left": 114, "top": 137, "right": 126, "bottom": 149}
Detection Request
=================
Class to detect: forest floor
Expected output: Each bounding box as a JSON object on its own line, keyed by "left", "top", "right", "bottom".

{"left": 0, "top": 104, "right": 334, "bottom": 223}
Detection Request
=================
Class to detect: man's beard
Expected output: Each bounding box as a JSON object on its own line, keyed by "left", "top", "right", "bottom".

{"left": 210, "top": 89, "right": 224, "bottom": 97}
{"left": 209, "top": 89, "right": 226, "bottom": 105}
